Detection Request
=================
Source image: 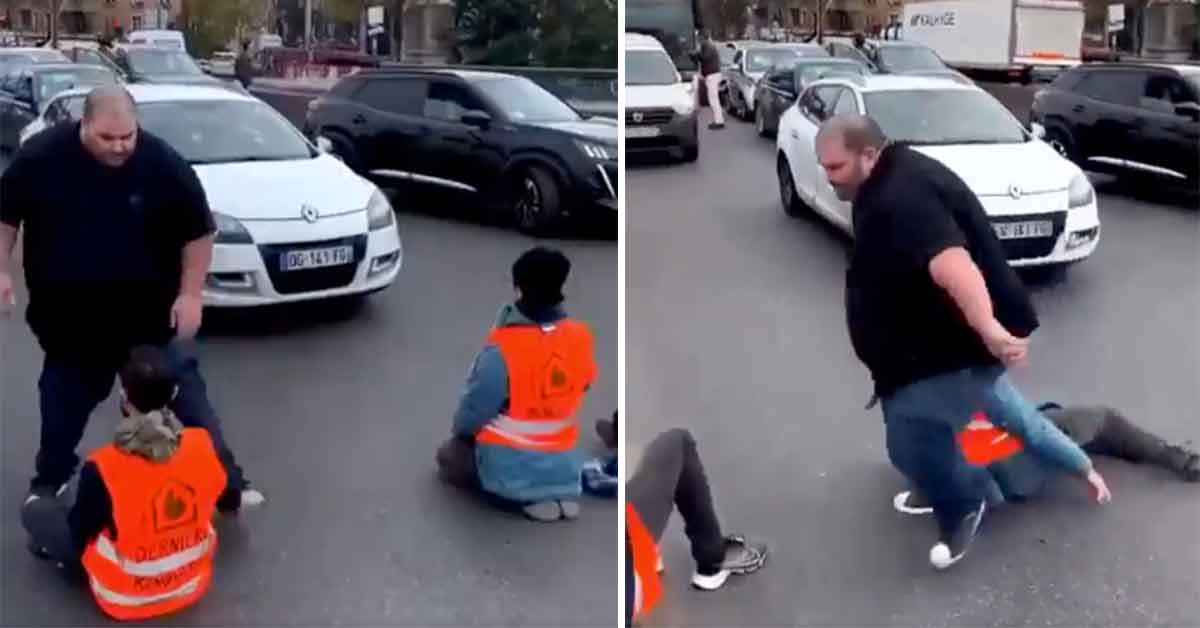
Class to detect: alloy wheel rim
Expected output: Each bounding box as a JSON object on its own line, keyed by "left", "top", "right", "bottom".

{"left": 516, "top": 178, "right": 541, "bottom": 227}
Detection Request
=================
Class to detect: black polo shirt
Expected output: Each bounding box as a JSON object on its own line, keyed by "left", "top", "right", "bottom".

{"left": 844, "top": 143, "right": 1038, "bottom": 397}
{"left": 0, "top": 122, "right": 214, "bottom": 361}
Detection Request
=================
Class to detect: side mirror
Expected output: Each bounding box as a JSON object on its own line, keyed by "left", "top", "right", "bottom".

{"left": 1175, "top": 102, "right": 1200, "bottom": 121}
{"left": 462, "top": 110, "right": 492, "bottom": 129}
{"left": 316, "top": 136, "right": 334, "bottom": 154}
{"left": 1030, "top": 121, "right": 1047, "bottom": 139}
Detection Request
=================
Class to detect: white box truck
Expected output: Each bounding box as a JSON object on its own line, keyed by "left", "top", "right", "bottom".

{"left": 900, "top": 0, "right": 1085, "bottom": 83}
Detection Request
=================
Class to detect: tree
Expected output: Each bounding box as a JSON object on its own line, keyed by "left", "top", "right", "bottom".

{"left": 452, "top": 0, "right": 539, "bottom": 65}
{"left": 182, "top": 0, "right": 268, "bottom": 57}
{"left": 700, "top": 0, "right": 752, "bottom": 40}
{"left": 537, "top": 0, "right": 616, "bottom": 68}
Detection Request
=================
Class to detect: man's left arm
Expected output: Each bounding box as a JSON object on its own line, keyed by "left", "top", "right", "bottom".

{"left": 168, "top": 152, "right": 217, "bottom": 339}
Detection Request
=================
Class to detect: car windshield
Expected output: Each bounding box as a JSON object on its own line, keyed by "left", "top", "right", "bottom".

{"left": 797, "top": 62, "right": 865, "bottom": 84}
{"left": 626, "top": 49, "right": 678, "bottom": 85}
{"left": 138, "top": 99, "right": 315, "bottom": 164}
{"left": 37, "top": 67, "right": 116, "bottom": 101}
{"left": 474, "top": 76, "right": 580, "bottom": 122}
{"left": 780, "top": 45, "right": 826, "bottom": 58}
{"left": 878, "top": 46, "right": 944, "bottom": 71}
{"left": 864, "top": 89, "right": 1027, "bottom": 145}
{"left": 125, "top": 49, "right": 203, "bottom": 75}
{"left": 1182, "top": 71, "right": 1200, "bottom": 97}
{"left": 745, "top": 48, "right": 799, "bottom": 73}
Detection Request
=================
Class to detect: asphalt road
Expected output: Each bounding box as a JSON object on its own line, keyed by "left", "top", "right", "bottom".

{"left": 626, "top": 90, "right": 1200, "bottom": 626}
{"left": 0, "top": 150, "right": 618, "bottom": 623}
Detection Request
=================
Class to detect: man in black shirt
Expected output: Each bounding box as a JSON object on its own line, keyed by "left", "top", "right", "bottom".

{"left": 0, "top": 85, "right": 256, "bottom": 518}
{"left": 816, "top": 114, "right": 1108, "bottom": 569}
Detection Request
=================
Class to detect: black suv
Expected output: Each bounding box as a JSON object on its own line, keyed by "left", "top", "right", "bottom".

{"left": 1030, "top": 63, "right": 1200, "bottom": 186}
{"left": 304, "top": 68, "right": 618, "bottom": 233}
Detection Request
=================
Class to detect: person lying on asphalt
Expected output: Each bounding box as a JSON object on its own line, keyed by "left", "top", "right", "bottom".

{"left": 22, "top": 345, "right": 259, "bottom": 621}
{"left": 895, "top": 401, "right": 1199, "bottom": 515}
{"left": 436, "top": 246, "right": 598, "bottom": 522}
{"left": 626, "top": 427, "right": 769, "bottom": 626}
{"left": 582, "top": 411, "right": 618, "bottom": 498}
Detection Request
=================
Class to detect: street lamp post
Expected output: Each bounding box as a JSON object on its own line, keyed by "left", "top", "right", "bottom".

{"left": 304, "top": 0, "right": 312, "bottom": 63}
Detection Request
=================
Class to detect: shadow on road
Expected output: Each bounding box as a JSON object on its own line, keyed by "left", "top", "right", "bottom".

{"left": 199, "top": 297, "right": 372, "bottom": 338}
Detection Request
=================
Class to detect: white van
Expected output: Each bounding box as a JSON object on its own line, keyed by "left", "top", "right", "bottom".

{"left": 127, "top": 29, "right": 186, "bottom": 50}
{"left": 624, "top": 32, "right": 699, "bottom": 162}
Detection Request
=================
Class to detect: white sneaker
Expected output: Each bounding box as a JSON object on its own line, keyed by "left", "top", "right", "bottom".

{"left": 24, "top": 483, "right": 68, "bottom": 506}
{"left": 240, "top": 488, "right": 266, "bottom": 509}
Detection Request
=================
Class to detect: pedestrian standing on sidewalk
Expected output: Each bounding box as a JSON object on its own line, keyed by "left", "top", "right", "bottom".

{"left": 816, "top": 113, "right": 1109, "bottom": 570}
{"left": 0, "top": 85, "right": 261, "bottom": 524}
{"left": 235, "top": 41, "right": 254, "bottom": 89}
{"left": 697, "top": 32, "right": 725, "bottom": 130}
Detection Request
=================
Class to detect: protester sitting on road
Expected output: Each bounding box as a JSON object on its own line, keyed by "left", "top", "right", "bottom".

{"left": 436, "top": 246, "right": 598, "bottom": 522}
{"left": 22, "top": 346, "right": 255, "bottom": 621}
{"left": 626, "top": 427, "right": 769, "bottom": 626}
{"left": 895, "top": 402, "right": 1199, "bottom": 515}
{"left": 817, "top": 113, "right": 1110, "bottom": 570}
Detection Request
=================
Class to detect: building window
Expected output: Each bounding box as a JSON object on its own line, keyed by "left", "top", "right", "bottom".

{"left": 790, "top": 7, "right": 801, "bottom": 26}
{"left": 132, "top": 15, "right": 143, "bottom": 30}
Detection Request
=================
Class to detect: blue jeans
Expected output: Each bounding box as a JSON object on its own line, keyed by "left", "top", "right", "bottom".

{"left": 882, "top": 365, "right": 1090, "bottom": 535}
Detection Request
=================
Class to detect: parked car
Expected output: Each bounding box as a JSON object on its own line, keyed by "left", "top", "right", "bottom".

{"left": 0, "top": 47, "right": 69, "bottom": 75}
{"left": 58, "top": 40, "right": 128, "bottom": 78}
{"left": 208, "top": 51, "right": 237, "bottom": 77}
{"left": 723, "top": 45, "right": 807, "bottom": 120}
{"left": 1029, "top": 62, "right": 1200, "bottom": 187}
{"left": 626, "top": 31, "right": 697, "bottom": 162}
{"left": 303, "top": 68, "right": 617, "bottom": 234}
{"left": 114, "top": 44, "right": 243, "bottom": 93}
{"left": 826, "top": 39, "right": 972, "bottom": 84}
{"left": 18, "top": 86, "right": 89, "bottom": 146}
{"left": 0, "top": 63, "right": 119, "bottom": 152}
{"left": 753, "top": 58, "right": 866, "bottom": 137}
{"left": 776, "top": 75, "right": 1100, "bottom": 269}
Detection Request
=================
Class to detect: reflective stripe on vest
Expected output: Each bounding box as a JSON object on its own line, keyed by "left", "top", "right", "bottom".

{"left": 626, "top": 502, "right": 662, "bottom": 620}
{"left": 89, "top": 573, "right": 204, "bottom": 608}
{"left": 477, "top": 320, "right": 596, "bottom": 453}
{"left": 958, "top": 412, "right": 1025, "bottom": 466}
{"left": 93, "top": 524, "right": 215, "bottom": 577}
{"left": 81, "top": 427, "right": 225, "bottom": 620}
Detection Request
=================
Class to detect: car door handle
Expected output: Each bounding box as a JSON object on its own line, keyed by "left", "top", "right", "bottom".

{"left": 1071, "top": 104, "right": 1085, "bottom": 113}
{"left": 352, "top": 114, "right": 366, "bottom": 124}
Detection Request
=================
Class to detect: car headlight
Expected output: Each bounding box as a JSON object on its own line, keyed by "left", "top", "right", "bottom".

{"left": 672, "top": 98, "right": 695, "bottom": 116}
{"left": 575, "top": 140, "right": 615, "bottom": 161}
{"left": 367, "top": 188, "right": 394, "bottom": 230}
{"left": 212, "top": 212, "right": 253, "bottom": 244}
{"left": 1068, "top": 173, "right": 1095, "bottom": 208}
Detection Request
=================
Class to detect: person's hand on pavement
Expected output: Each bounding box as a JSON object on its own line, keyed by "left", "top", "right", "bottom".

{"left": 171, "top": 294, "right": 203, "bottom": 339}
{"left": 979, "top": 318, "right": 1030, "bottom": 368}
{"left": 1086, "top": 467, "right": 1112, "bottom": 504}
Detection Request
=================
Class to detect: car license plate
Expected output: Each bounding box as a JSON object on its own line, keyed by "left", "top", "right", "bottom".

{"left": 993, "top": 220, "right": 1053, "bottom": 240}
{"left": 280, "top": 245, "right": 354, "bottom": 272}
{"left": 626, "top": 126, "right": 661, "bottom": 139}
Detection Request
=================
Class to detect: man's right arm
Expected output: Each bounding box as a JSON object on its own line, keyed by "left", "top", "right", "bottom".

{"left": 0, "top": 155, "right": 28, "bottom": 274}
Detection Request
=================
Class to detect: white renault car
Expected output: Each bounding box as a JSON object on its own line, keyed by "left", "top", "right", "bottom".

{"left": 25, "top": 84, "right": 403, "bottom": 306}
{"left": 776, "top": 75, "right": 1100, "bottom": 267}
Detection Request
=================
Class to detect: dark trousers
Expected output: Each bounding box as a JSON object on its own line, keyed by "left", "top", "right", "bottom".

{"left": 436, "top": 435, "right": 481, "bottom": 492}
{"left": 1077, "top": 410, "right": 1173, "bottom": 464}
{"left": 34, "top": 340, "right": 246, "bottom": 503}
{"left": 627, "top": 428, "right": 725, "bottom": 572}
{"left": 21, "top": 496, "right": 80, "bottom": 566}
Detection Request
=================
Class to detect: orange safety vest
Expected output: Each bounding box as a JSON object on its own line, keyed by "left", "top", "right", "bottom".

{"left": 477, "top": 319, "right": 597, "bottom": 453}
{"left": 957, "top": 411, "right": 1025, "bottom": 466}
{"left": 626, "top": 502, "right": 662, "bottom": 621}
{"left": 80, "top": 427, "right": 227, "bottom": 621}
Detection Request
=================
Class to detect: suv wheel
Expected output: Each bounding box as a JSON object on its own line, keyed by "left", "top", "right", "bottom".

{"left": 756, "top": 107, "right": 769, "bottom": 137}
{"left": 1043, "top": 126, "right": 1076, "bottom": 162}
{"left": 512, "top": 166, "right": 563, "bottom": 235}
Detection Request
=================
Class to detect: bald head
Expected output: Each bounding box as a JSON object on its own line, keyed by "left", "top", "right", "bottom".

{"left": 814, "top": 114, "right": 888, "bottom": 203}
{"left": 83, "top": 84, "right": 136, "bottom": 122}
{"left": 81, "top": 85, "right": 138, "bottom": 168}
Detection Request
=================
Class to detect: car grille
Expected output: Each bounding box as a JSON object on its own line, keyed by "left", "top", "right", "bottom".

{"left": 992, "top": 212, "right": 1066, "bottom": 260}
{"left": 626, "top": 136, "right": 684, "bottom": 150}
{"left": 259, "top": 235, "right": 368, "bottom": 295}
{"left": 626, "top": 107, "right": 675, "bottom": 126}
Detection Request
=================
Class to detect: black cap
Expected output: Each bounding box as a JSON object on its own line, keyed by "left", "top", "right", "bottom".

{"left": 119, "top": 345, "right": 178, "bottom": 414}
{"left": 512, "top": 246, "right": 570, "bottom": 308}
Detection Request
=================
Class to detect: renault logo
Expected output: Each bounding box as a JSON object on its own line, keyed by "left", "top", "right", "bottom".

{"left": 1007, "top": 184, "right": 1023, "bottom": 199}
{"left": 301, "top": 204, "right": 320, "bottom": 223}
{"left": 632, "top": 111, "right": 644, "bottom": 123}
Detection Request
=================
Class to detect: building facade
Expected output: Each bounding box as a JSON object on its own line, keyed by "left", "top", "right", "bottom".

{"left": 0, "top": 0, "right": 182, "bottom": 37}
{"left": 754, "top": 0, "right": 904, "bottom": 38}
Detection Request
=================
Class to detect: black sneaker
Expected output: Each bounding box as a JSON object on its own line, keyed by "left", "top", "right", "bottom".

{"left": 24, "top": 482, "right": 67, "bottom": 507}
{"left": 1162, "top": 445, "right": 1200, "bottom": 482}
{"left": 893, "top": 489, "right": 934, "bottom": 515}
{"left": 709, "top": 122, "right": 725, "bottom": 130}
{"left": 930, "top": 501, "right": 985, "bottom": 570}
{"left": 691, "top": 535, "right": 769, "bottom": 591}
{"left": 595, "top": 417, "right": 617, "bottom": 450}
